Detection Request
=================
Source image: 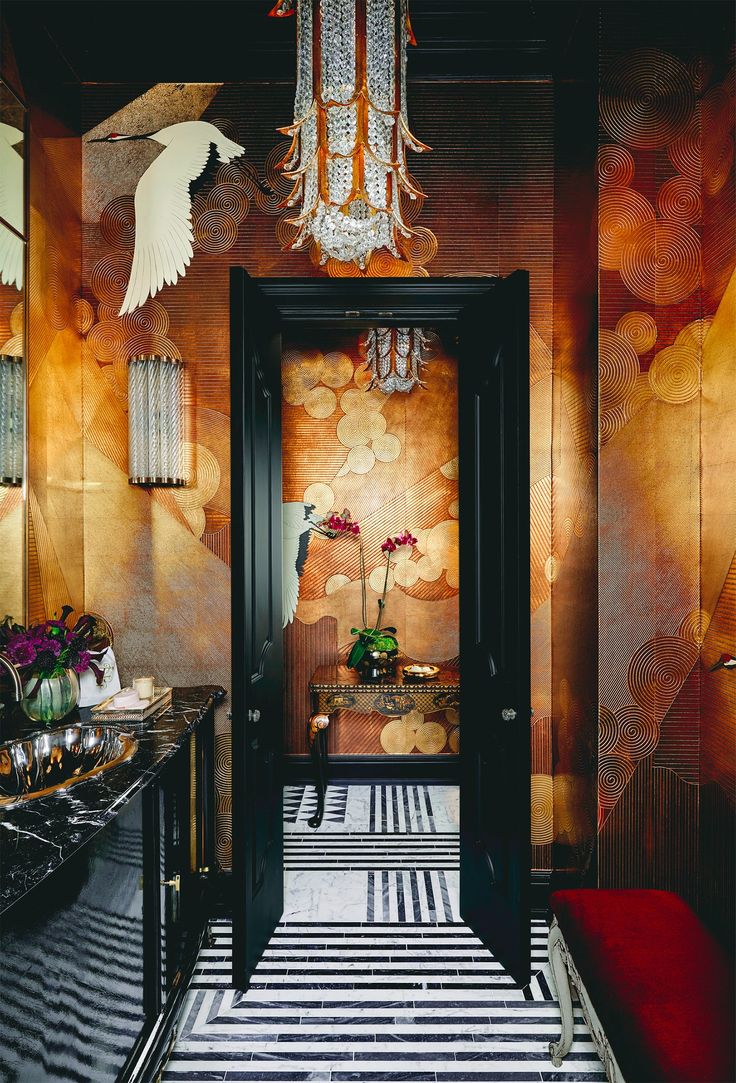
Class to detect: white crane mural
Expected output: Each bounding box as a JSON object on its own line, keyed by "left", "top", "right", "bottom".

{"left": 89, "top": 120, "right": 245, "bottom": 315}
{"left": 282, "top": 502, "right": 337, "bottom": 628}
{"left": 0, "top": 123, "right": 24, "bottom": 290}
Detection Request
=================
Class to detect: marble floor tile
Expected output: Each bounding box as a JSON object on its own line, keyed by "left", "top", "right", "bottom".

{"left": 165, "top": 785, "right": 604, "bottom": 1082}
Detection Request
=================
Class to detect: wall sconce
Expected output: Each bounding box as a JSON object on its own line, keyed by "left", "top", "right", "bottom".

{"left": 0, "top": 354, "right": 23, "bottom": 486}
{"left": 127, "top": 354, "right": 185, "bottom": 487}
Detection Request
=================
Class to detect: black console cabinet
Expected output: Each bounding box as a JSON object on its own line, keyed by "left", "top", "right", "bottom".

{"left": 0, "top": 690, "right": 219, "bottom": 1083}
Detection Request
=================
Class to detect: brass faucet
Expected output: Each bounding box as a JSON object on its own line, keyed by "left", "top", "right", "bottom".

{"left": 0, "top": 653, "right": 23, "bottom": 701}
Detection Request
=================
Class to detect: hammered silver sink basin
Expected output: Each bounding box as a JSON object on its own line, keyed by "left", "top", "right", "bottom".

{"left": 0, "top": 724, "right": 138, "bottom": 808}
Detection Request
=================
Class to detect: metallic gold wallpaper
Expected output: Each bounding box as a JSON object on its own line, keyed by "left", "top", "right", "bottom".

{"left": 12, "top": 7, "right": 731, "bottom": 913}
{"left": 77, "top": 80, "right": 558, "bottom": 871}
{"left": 26, "top": 105, "right": 85, "bottom": 626}
{"left": 597, "top": 8, "right": 735, "bottom": 938}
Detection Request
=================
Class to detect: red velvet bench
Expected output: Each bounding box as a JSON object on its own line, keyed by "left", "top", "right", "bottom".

{"left": 547, "top": 890, "right": 735, "bottom": 1083}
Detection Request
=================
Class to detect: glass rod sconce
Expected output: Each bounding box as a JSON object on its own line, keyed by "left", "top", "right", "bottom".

{"left": 0, "top": 354, "right": 24, "bottom": 486}
{"left": 127, "top": 354, "right": 185, "bottom": 486}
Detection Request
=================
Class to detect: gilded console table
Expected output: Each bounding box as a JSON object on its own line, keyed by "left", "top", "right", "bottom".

{"left": 307, "top": 663, "right": 460, "bottom": 828}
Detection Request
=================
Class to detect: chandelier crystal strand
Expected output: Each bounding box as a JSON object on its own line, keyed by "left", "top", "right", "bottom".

{"left": 276, "top": 0, "right": 429, "bottom": 267}
{"left": 364, "top": 326, "right": 429, "bottom": 393}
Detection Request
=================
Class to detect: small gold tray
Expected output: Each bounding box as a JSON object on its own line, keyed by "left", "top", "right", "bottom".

{"left": 92, "top": 686, "right": 172, "bottom": 723}
{"left": 402, "top": 664, "right": 440, "bottom": 681}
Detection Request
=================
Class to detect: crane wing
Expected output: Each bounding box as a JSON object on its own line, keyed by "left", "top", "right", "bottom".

{"left": 119, "top": 134, "right": 214, "bottom": 315}
{"left": 0, "top": 217, "right": 23, "bottom": 291}
{"left": 283, "top": 530, "right": 308, "bottom": 628}
{"left": 0, "top": 132, "right": 24, "bottom": 235}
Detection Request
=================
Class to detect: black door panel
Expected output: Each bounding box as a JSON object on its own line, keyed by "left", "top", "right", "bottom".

{"left": 231, "top": 267, "right": 284, "bottom": 988}
{"left": 459, "top": 271, "right": 531, "bottom": 985}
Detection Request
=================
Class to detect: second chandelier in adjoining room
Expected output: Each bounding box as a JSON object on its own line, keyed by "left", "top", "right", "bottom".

{"left": 274, "top": 0, "right": 429, "bottom": 268}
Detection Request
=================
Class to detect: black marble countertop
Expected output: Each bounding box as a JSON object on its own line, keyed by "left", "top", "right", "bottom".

{"left": 0, "top": 685, "right": 225, "bottom": 916}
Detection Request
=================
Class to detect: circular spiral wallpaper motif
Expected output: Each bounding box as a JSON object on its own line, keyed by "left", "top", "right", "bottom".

{"left": 121, "top": 298, "right": 170, "bottom": 339}
{"left": 678, "top": 608, "right": 711, "bottom": 646}
{"left": 275, "top": 213, "right": 301, "bottom": 250}
{"left": 90, "top": 253, "right": 133, "bottom": 307}
{"left": 599, "top": 328, "right": 640, "bottom": 410}
{"left": 73, "top": 297, "right": 95, "bottom": 335}
{"left": 648, "top": 344, "right": 700, "bottom": 403}
{"left": 598, "top": 187, "right": 655, "bottom": 270}
{"left": 599, "top": 404, "right": 630, "bottom": 446}
{"left": 215, "top": 160, "right": 250, "bottom": 189}
{"left": 701, "top": 85, "right": 735, "bottom": 195}
{"left": 597, "top": 144, "right": 635, "bottom": 188}
{"left": 207, "top": 182, "right": 250, "bottom": 225}
{"left": 598, "top": 754, "right": 636, "bottom": 808}
{"left": 600, "top": 48, "right": 695, "bottom": 149}
{"left": 44, "top": 246, "right": 71, "bottom": 331}
{"left": 366, "top": 250, "right": 415, "bottom": 277}
{"left": 401, "top": 226, "right": 439, "bottom": 267}
{"left": 265, "top": 141, "right": 294, "bottom": 198}
{"left": 530, "top": 774, "right": 554, "bottom": 845}
{"left": 254, "top": 185, "right": 283, "bottom": 215}
{"left": 415, "top": 721, "right": 448, "bottom": 754}
{"left": 627, "top": 635, "right": 699, "bottom": 715}
{"left": 675, "top": 317, "right": 713, "bottom": 351}
{"left": 99, "top": 195, "right": 136, "bottom": 249}
{"left": 620, "top": 219, "right": 701, "bottom": 305}
{"left": 325, "top": 257, "right": 364, "bottom": 277}
{"left": 87, "top": 319, "right": 128, "bottom": 364}
{"left": 599, "top": 706, "right": 619, "bottom": 755}
{"left": 668, "top": 114, "right": 701, "bottom": 179}
{"left": 656, "top": 175, "right": 701, "bottom": 225}
{"left": 380, "top": 718, "right": 415, "bottom": 754}
{"left": 193, "top": 207, "right": 239, "bottom": 252}
{"left": 615, "top": 311, "right": 658, "bottom": 355}
{"left": 615, "top": 704, "right": 660, "bottom": 759}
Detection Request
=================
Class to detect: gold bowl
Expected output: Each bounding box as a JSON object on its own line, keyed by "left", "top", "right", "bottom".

{"left": 402, "top": 664, "right": 440, "bottom": 681}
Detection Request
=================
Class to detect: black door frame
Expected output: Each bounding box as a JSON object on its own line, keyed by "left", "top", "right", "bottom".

{"left": 231, "top": 275, "right": 531, "bottom": 981}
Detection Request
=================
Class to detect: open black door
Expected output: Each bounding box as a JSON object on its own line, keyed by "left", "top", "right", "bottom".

{"left": 458, "top": 270, "right": 531, "bottom": 985}
{"left": 231, "top": 267, "right": 284, "bottom": 988}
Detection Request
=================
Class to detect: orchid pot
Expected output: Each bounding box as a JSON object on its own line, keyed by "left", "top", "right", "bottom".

{"left": 1, "top": 607, "right": 112, "bottom": 725}
{"left": 348, "top": 628, "right": 399, "bottom": 679}
{"left": 321, "top": 513, "right": 417, "bottom": 676}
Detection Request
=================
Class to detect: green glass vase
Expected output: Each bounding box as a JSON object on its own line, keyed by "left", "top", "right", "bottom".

{"left": 21, "top": 669, "right": 80, "bottom": 723}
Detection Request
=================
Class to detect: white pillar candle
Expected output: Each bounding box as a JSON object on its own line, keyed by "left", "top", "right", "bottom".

{"left": 134, "top": 676, "right": 155, "bottom": 701}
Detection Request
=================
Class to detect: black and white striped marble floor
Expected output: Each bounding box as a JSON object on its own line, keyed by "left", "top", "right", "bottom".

{"left": 164, "top": 785, "right": 605, "bottom": 1081}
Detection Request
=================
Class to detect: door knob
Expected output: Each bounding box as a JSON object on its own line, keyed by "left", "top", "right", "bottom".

{"left": 248, "top": 708, "right": 261, "bottom": 723}
{"left": 161, "top": 874, "right": 181, "bottom": 892}
{"left": 501, "top": 707, "right": 517, "bottom": 721}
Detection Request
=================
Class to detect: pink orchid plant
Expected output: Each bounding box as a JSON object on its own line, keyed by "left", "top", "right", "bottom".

{"left": 321, "top": 511, "right": 417, "bottom": 669}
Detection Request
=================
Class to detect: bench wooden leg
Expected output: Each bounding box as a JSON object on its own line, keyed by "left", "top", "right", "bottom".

{"left": 548, "top": 918, "right": 575, "bottom": 1067}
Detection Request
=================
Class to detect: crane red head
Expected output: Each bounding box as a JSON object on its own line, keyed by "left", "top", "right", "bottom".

{"left": 709, "top": 652, "right": 736, "bottom": 672}
{"left": 88, "top": 130, "right": 152, "bottom": 143}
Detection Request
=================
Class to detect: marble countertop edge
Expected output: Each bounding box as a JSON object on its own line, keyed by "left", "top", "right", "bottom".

{"left": 0, "top": 684, "right": 226, "bottom": 917}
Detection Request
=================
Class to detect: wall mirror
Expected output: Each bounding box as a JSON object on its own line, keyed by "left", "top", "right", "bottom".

{"left": 0, "top": 77, "right": 27, "bottom": 626}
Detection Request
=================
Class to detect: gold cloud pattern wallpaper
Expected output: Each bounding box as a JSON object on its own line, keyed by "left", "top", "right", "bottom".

{"left": 281, "top": 333, "right": 460, "bottom": 757}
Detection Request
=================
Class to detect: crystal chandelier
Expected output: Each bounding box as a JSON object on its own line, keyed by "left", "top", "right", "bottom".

{"left": 363, "top": 327, "right": 429, "bottom": 393}
{"left": 272, "top": 0, "right": 429, "bottom": 268}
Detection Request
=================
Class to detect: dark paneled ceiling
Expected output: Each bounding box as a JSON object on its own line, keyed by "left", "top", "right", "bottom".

{"left": 4, "top": 1, "right": 594, "bottom": 87}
